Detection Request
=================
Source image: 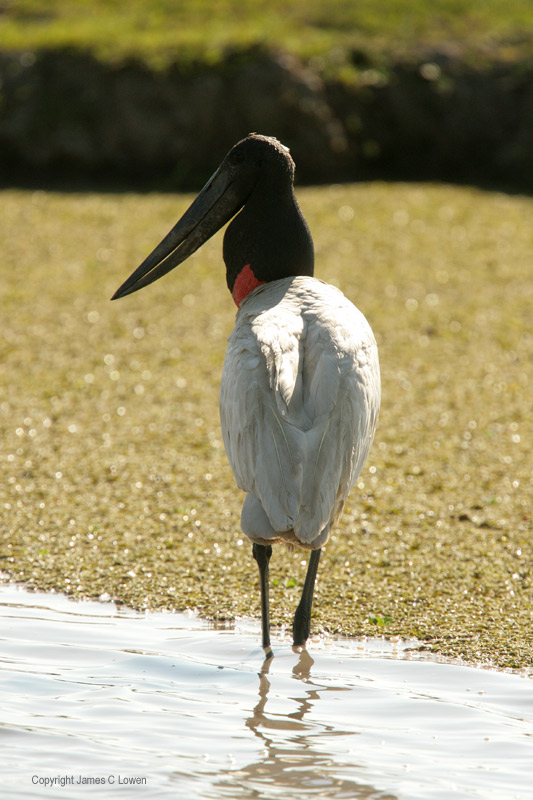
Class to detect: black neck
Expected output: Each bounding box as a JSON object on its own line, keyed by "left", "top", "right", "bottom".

{"left": 223, "top": 170, "right": 314, "bottom": 294}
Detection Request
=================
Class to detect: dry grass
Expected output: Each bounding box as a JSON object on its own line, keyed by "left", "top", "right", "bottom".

{"left": 0, "top": 182, "right": 531, "bottom": 667}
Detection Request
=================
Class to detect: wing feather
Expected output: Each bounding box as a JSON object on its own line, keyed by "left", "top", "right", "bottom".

{"left": 219, "top": 277, "right": 380, "bottom": 548}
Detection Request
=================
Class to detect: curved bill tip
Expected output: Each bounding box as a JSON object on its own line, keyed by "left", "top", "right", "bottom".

{"left": 111, "top": 283, "right": 132, "bottom": 301}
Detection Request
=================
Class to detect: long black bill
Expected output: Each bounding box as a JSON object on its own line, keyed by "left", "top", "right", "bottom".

{"left": 111, "top": 162, "right": 251, "bottom": 300}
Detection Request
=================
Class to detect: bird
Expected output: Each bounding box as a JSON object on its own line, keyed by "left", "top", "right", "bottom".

{"left": 112, "top": 133, "right": 380, "bottom": 651}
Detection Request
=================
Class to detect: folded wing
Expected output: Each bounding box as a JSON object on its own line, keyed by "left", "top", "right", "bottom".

{"left": 220, "top": 277, "right": 380, "bottom": 548}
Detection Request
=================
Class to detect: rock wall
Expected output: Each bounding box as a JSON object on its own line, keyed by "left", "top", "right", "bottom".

{"left": 1, "top": 47, "right": 532, "bottom": 190}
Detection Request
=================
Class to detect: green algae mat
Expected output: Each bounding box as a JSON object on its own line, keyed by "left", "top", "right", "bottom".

{"left": 1, "top": 183, "right": 531, "bottom": 668}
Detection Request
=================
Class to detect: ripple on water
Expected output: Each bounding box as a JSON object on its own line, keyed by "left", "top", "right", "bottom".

{"left": 0, "top": 582, "right": 531, "bottom": 800}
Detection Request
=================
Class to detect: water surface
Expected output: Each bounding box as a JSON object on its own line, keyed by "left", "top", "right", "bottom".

{"left": 0, "top": 582, "right": 531, "bottom": 799}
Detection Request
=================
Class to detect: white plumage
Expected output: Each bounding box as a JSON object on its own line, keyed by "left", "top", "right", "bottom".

{"left": 220, "top": 276, "right": 380, "bottom": 550}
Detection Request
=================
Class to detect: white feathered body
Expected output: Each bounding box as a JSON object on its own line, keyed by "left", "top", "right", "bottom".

{"left": 220, "top": 276, "right": 380, "bottom": 550}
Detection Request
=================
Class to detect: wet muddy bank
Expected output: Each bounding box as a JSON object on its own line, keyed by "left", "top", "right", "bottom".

{"left": 1, "top": 45, "right": 533, "bottom": 191}
{"left": 1, "top": 185, "right": 531, "bottom": 669}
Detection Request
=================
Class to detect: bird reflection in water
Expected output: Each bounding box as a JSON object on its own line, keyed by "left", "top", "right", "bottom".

{"left": 215, "top": 648, "right": 398, "bottom": 800}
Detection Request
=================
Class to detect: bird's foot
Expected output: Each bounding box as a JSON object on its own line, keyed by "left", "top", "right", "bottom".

{"left": 262, "top": 645, "right": 274, "bottom": 662}
{"left": 292, "top": 605, "right": 311, "bottom": 647}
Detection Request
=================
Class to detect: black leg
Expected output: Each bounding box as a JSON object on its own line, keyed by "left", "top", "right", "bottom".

{"left": 293, "top": 548, "right": 321, "bottom": 646}
{"left": 253, "top": 543, "right": 273, "bottom": 650}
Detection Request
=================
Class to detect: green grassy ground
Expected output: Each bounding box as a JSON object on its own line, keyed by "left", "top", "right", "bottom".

{"left": 2, "top": 0, "right": 533, "bottom": 65}
{"left": 0, "top": 182, "right": 531, "bottom": 668}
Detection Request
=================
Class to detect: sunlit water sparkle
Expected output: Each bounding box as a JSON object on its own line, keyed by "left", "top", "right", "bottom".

{"left": 0, "top": 581, "right": 531, "bottom": 800}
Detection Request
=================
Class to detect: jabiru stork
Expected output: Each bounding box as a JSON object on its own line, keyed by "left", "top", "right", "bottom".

{"left": 112, "top": 134, "right": 380, "bottom": 651}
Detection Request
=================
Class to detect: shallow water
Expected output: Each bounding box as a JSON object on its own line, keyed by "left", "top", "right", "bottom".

{"left": 0, "top": 583, "right": 531, "bottom": 800}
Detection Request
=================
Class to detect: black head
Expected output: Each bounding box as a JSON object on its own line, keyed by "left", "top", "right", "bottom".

{"left": 227, "top": 133, "right": 295, "bottom": 178}
{"left": 111, "top": 133, "right": 313, "bottom": 303}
